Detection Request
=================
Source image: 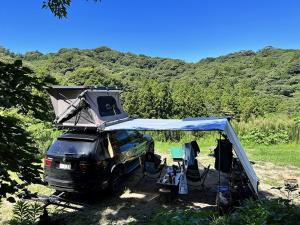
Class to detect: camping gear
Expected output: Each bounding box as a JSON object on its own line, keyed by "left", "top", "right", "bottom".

{"left": 186, "top": 159, "right": 201, "bottom": 181}
{"left": 157, "top": 167, "right": 179, "bottom": 185}
{"left": 157, "top": 165, "right": 186, "bottom": 200}
{"left": 170, "top": 146, "right": 185, "bottom": 160}
{"left": 158, "top": 166, "right": 181, "bottom": 186}
{"left": 229, "top": 158, "right": 253, "bottom": 204}
{"left": 46, "top": 86, "right": 259, "bottom": 196}
{"left": 185, "top": 141, "right": 200, "bottom": 166}
{"left": 17, "top": 189, "right": 84, "bottom": 224}
{"left": 168, "top": 146, "right": 189, "bottom": 195}
{"left": 216, "top": 185, "right": 231, "bottom": 214}
{"left": 214, "top": 138, "right": 233, "bottom": 173}
{"left": 184, "top": 141, "right": 202, "bottom": 182}
{"left": 47, "top": 86, "right": 129, "bottom": 129}
{"left": 284, "top": 178, "right": 299, "bottom": 200}
{"left": 199, "top": 165, "right": 210, "bottom": 187}
{"left": 179, "top": 173, "right": 188, "bottom": 194}
{"left": 284, "top": 178, "right": 298, "bottom": 192}
{"left": 187, "top": 162, "right": 211, "bottom": 189}
{"left": 183, "top": 141, "right": 210, "bottom": 188}
{"left": 104, "top": 118, "right": 259, "bottom": 195}
{"left": 139, "top": 152, "right": 166, "bottom": 179}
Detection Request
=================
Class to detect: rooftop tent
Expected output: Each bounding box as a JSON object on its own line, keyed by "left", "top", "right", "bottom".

{"left": 104, "top": 118, "right": 260, "bottom": 195}
{"left": 47, "top": 86, "right": 129, "bottom": 129}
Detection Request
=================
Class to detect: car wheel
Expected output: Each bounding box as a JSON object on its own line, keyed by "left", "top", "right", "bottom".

{"left": 148, "top": 142, "right": 155, "bottom": 153}
{"left": 109, "top": 166, "right": 123, "bottom": 194}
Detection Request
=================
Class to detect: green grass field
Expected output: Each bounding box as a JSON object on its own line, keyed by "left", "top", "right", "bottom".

{"left": 155, "top": 139, "right": 300, "bottom": 168}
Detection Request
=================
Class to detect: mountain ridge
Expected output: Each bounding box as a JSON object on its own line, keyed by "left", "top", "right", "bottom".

{"left": 1, "top": 45, "right": 299, "bottom": 119}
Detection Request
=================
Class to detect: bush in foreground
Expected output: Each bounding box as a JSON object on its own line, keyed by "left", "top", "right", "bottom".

{"left": 150, "top": 198, "right": 300, "bottom": 225}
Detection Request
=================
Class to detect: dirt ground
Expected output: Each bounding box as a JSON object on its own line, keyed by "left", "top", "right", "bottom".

{"left": 47, "top": 167, "right": 219, "bottom": 224}
{"left": 1, "top": 154, "right": 299, "bottom": 225}
{"left": 254, "top": 161, "right": 300, "bottom": 204}
{"left": 47, "top": 154, "right": 300, "bottom": 225}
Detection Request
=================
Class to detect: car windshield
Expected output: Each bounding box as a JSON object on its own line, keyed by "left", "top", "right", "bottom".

{"left": 47, "top": 139, "right": 96, "bottom": 156}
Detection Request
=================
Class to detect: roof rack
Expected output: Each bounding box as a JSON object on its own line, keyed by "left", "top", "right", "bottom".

{"left": 47, "top": 85, "right": 123, "bottom": 92}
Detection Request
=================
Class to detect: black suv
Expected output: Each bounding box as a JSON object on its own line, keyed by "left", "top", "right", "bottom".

{"left": 44, "top": 130, "right": 154, "bottom": 193}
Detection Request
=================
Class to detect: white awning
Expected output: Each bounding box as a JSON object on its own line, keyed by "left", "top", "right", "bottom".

{"left": 104, "top": 117, "right": 259, "bottom": 195}
{"left": 104, "top": 118, "right": 228, "bottom": 131}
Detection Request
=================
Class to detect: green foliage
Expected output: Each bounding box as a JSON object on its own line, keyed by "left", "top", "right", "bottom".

{"left": 234, "top": 115, "right": 300, "bottom": 144}
{"left": 7, "top": 45, "right": 298, "bottom": 121}
{"left": 171, "top": 83, "right": 207, "bottom": 118}
{"left": 27, "top": 122, "right": 62, "bottom": 155}
{"left": 0, "top": 59, "right": 55, "bottom": 199}
{"left": 150, "top": 199, "right": 300, "bottom": 225}
{"left": 123, "top": 80, "right": 173, "bottom": 118}
{"left": 10, "top": 200, "right": 43, "bottom": 225}
{"left": 42, "top": 0, "right": 101, "bottom": 18}
{"left": 241, "top": 129, "right": 289, "bottom": 145}
{"left": 0, "top": 111, "right": 42, "bottom": 199}
{"left": 212, "top": 199, "right": 300, "bottom": 225}
{"left": 0, "top": 59, "right": 54, "bottom": 120}
{"left": 150, "top": 208, "right": 217, "bottom": 225}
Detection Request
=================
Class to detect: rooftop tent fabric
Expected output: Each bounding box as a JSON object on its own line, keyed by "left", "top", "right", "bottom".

{"left": 104, "top": 118, "right": 259, "bottom": 195}
{"left": 55, "top": 97, "right": 89, "bottom": 124}
{"left": 47, "top": 86, "right": 129, "bottom": 128}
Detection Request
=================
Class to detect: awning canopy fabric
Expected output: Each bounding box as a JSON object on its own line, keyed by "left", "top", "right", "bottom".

{"left": 104, "top": 117, "right": 259, "bottom": 195}
{"left": 104, "top": 118, "right": 228, "bottom": 131}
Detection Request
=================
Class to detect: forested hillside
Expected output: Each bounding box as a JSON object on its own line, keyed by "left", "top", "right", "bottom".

{"left": 2, "top": 46, "right": 299, "bottom": 120}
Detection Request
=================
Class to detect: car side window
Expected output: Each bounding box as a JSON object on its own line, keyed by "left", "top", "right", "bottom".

{"left": 126, "top": 130, "right": 137, "bottom": 137}
{"left": 111, "top": 131, "right": 130, "bottom": 142}
{"left": 126, "top": 131, "right": 142, "bottom": 141}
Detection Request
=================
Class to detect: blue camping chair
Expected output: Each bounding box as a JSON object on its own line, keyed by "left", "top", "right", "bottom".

{"left": 140, "top": 152, "right": 166, "bottom": 179}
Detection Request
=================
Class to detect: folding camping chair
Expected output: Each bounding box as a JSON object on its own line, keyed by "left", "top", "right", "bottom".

{"left": 139, "top": 152, "right": 166, "bottom": 179}
{"left": 170, "top": 146, "right": 186, "bottom": 168}
{"left": 170, "top": 143, "right": 210, "bottom": 189}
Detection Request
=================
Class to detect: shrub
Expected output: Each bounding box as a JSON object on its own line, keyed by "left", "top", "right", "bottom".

{"left": 241, "top": 129, "right": 289, "bottom": 145}
{"left": 150, "top": 209, "right": 217, "bottom": 225}
{"left": 10, "top": 200, "right": 43, "bottom": 225}
{"left": 150, "top": 199, "right": 300, "bottom": 225}
{"left": 234, "top": 115, "right": 300, "bottom": 144}
{"left": 212, "top": 199, "right": 300, "bottom": 225}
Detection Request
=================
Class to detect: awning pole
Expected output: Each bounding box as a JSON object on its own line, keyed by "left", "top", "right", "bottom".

{"left": 218, "top": 131, "right": 221, "bottom": 213}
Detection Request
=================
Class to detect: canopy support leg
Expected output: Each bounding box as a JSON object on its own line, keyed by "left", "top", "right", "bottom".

{"left": 218, "top": 131, "right": 222, "bottom": 213}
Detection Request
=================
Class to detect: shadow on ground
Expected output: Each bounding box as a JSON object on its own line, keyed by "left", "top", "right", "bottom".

{"left": 47, "top": 165, "right": 222, "bottom": 225}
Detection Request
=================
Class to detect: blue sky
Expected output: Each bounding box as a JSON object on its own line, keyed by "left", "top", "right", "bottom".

{"left": 1, "top": 0, "right": 300, "bottom": 62}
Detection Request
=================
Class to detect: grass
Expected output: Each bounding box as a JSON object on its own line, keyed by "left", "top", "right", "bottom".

{"left": 244, "top": 143, "right": 300, "bottom": 167}
{"left": 155, "top": 139, "right": 300, "bottom": 168}
{"left": 264, "top": 177, "right": 282, "bottom": 187}
{"left": 0, "top": 183, "right": 53, "bottom": 225}
{"left": 0, "top": 169, "right": 53, "bottom": 225}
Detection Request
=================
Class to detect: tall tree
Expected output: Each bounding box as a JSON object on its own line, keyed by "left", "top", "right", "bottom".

{"left": 0, "top": 60, "right": 51, "bottom": 199}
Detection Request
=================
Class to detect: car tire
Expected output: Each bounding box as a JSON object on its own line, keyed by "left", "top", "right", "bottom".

{"left": 148, "top": 142, "right": 155, "bottom": 153}
{"left": 109, "top": 166, "right": 123, "bottom": 194}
